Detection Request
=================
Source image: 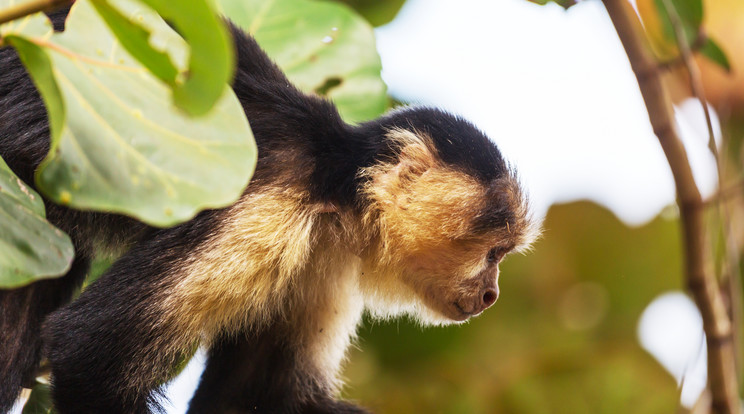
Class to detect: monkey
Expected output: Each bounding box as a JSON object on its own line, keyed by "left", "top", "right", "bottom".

{"left": 0, "top": 5, "right": 537, "bottom": 414}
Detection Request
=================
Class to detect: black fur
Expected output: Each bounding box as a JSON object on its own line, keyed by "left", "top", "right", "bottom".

{"left": 0, "top": 255, "right": 88, "bottom": 413}
{"left": 0, "top": 6, "right": 514, "bottom": 414}
{"left": 188, "top": 332, "right": 369, "bottom": 414}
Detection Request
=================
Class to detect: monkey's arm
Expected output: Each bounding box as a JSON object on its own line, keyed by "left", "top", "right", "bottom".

{"left": 188, "top": 332, "right": 369, "bottom": 414}
{"left": 42, "top": 212, "right": 221, "bottom": 414}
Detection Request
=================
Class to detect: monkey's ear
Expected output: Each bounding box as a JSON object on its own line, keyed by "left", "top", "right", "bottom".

{"left": 363, "top": 129, "right": 438, "bottom": 198}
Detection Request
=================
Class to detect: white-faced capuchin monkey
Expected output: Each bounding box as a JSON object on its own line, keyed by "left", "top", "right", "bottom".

{"left": 0, "top": 5, "right": 538, "bottom": 414}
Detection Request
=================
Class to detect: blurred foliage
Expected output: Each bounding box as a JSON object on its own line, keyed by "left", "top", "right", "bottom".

{"left": 636, "top": 0, "right": 730, "bottom": 72}
{"left": 344, "top": 201, "right": 681, "bottom": 414}
{"left": 329, "top": 0, "right": 406, "bottom": 27}
{"left": 639, "top": 0, "right": 744, "bottom": 113}
{"left": 526, "top": 0, "right": 578, "bottom": 10}
{"left": 21, "top": 382, "right": 54, "bottom": 414}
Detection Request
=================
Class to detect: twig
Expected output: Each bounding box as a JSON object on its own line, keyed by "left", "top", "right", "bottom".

{"left": 659, "top": 0, "right": 743, "bottom": 392}
{"left": 658, "top": 0, "right": 716, "bottom": 157}
{"left": 0, "top": 0, "right": 72, "bottom": 27}
{"left": 717, "top": 131, "right": 744, "bottom": 392}
{"left": 662, "top": 0, "right": 741, "bottom": 392}
{"left": 658, "top": 31, "right": 708, "bottom": 71}
{"left": 703, "top": 178, "right": 744, "bottom": 208}
{"left": 601, "top": 1, "right": 740, "bottom": 413}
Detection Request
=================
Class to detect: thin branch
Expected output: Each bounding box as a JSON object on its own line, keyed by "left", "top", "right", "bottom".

{"left": 717, "top": 131, "right": 744, "bottom": 391}
{"left": 601, "top": 1, "right": 740, "bottom": 413}
{"left": 658, "top": 0, "right": 717, "bottom": 157}
{"left": 658, "top": 30, "right": 708, "bottom": 71}
{"left": 703, "top": 178, "right": 744, "bottom": 208}
{"left": 659, "top": 0, "right": 744, "bottom": 389}
{"left": 0, "top": 0, "right": 72, "bottom": 27}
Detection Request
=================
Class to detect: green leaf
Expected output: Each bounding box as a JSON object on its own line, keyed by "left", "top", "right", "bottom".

{"left": 0, "top": 0, "right": 54, "bottom": 40}
{"left": 139, "top": 0, "right": 234, "bottom": 116}
{"left": 89, "top": 0, "right": 179, "bottom": 86}
{"left": 0, "top": 2, "right": 74, "bottom": 288}
{"left": 89, "top": 0, "right": 233, "bottom": 116}
{"left": 8, "top": 35, "right": 66, "bottom": 152}
{"left": 526, "top": 0, "right": 577, "bottom": 10}
{"left": 0, "top": 157, "right": 74, "bottom": 288}
{"left": 654, "top": 0, "right": 703, "bottom": 45}
{"left": 330, "top": 0, "right": 406, "bottom": 27}
{"left": 670, "top": 0, "right": 702, "bottom": 31}
{"left": 216, "top": 0, "right": 387, "bottom": 123}
{"left": 5, "top": 0, "right": 255, "bottom": 227}
{"left": 700, "top": 36, "right": 731, "bottom": 72}
{"left": 22, "top": 381, "right": 56, "bottom": 414}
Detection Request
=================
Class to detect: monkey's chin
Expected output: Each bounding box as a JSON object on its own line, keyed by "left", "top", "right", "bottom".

{"left": 451, "top": 301, "right": 487, "bottom": 322}
{"left": 414, "top": 303, "right": 475, "bottom": 325}
{"left": 363, "top": 292, "right": 475, "bottom": 325}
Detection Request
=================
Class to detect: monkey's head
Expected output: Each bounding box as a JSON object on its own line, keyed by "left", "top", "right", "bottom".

{"left": 357, "top": 108, "right": 538, "bottom": 325}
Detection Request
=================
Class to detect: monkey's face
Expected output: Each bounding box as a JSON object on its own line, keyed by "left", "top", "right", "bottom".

{"left": 359, "top": 232, "right": 520, "bottom": 325}
{"left": 359, "top": 129, "right": 534, "bottom": 324}
{"left": 398, "top": 239, "right": 512, "bottom": 322}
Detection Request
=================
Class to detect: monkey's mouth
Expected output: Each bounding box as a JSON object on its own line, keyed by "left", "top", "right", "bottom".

{"left": 450, "top": 288, "right": 499, "bottom": 321}
{"left": 451, "top": 301, "right": 478, "bottom": 321}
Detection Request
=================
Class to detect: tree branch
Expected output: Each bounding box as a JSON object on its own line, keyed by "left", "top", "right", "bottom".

{"left": 600, "top": 1, "right": 740, "bottom": 413}
{"left": 660, "top": 0, "right": 742, "bottom": 384}
{"left": 0, "top": 0, "right": 72, "bottom": 27}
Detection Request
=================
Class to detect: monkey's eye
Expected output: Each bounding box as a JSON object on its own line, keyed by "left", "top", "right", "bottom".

{"left": 487, "top": 247, "right": 506, "bottom": 264}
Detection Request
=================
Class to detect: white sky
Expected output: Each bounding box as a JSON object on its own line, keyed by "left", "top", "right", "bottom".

{"left": 375, "top": 0, "right": 719, "bottom": 226}
{"left": 638, "top": 292, "right": 707, "bottom": 407}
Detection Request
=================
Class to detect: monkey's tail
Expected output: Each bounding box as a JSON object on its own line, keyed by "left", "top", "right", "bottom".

{"left": 0, "top": 256, "right": 89, "bottom": 413}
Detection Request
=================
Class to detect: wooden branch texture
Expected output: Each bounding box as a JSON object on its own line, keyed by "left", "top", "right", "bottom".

{"left": 600, "top": 1, "right": 740, "bottom": 413}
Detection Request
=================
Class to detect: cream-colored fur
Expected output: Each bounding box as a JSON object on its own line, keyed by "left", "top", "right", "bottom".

{"left": 156, "top": 185, "right": 364, "bottom": 391}
{"left": 152, "top": 127, "right": 536, "bottom": 392}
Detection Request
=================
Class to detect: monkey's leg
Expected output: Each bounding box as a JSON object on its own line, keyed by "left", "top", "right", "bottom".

{"left": 0, "top": 254, "right": 90, "bottom": 412}
{"left": 187, "top": 330, "right": 370, "bottom": 414}
{"left": 42, "top": 238, "right": 199, "bottom": 414}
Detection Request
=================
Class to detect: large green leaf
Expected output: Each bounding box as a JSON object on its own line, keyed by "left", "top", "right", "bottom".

{"left": 0, "top": 157, "right": 74, "bottom": 288}
{"left": 3, "top": 0, "right": 255, "bottom": 227}
{"left": 216, "top": 0, "right": 387, "bottom": 123}
{"left": 0, "top": 0, "right": 53, "bottom": 40}
{"left": 129, "top": 0, "right": 235, "bottom": 116}
{"left": 88, "top": 0, "right": 234, "bottom": 116}
{"left": 0, "top": 8, "right": 74, "bottom": 288}
{"left": 89, "top": 0, "right": 180, "bottom": 86}
{"left": 331, "top": 0, "right": 406, "bottom": 27}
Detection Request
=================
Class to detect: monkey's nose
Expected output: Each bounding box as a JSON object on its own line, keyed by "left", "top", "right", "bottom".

{"left": 480, "top": 287, "right": 499, "bottom": 311}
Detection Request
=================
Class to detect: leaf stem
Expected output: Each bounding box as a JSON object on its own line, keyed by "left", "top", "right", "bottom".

{"left": 0, "top": 0, "right": 72, "bottom": 27}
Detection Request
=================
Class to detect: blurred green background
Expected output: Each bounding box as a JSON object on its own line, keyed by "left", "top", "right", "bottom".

{"left": 343, "top": 201, "right": 682, "bottom": 413}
